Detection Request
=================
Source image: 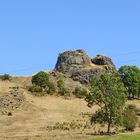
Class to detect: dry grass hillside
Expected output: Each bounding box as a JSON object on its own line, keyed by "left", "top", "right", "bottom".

{"left": 0, "top": 78, "right": 93, "bottom": 140}
{"left": 0, "top": 77, "right": 140, "bottom": 140}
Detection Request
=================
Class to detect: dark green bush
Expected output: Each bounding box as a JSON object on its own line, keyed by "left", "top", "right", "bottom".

{"left": 122, "top": 104, "right": 138, "bottom": 131}
{"left": 31, "top": 71, "right": 56, "bottom": 95}
{"left": 0, "top": 74, "right": 11, "bottom": 80}
{"left": 73, "top": 87, "right": 87, "bottom": 98}
{"left": 32, "top": 71, "right": 49, "bottom": 88}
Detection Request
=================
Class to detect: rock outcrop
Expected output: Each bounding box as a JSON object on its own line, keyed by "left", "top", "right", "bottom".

{"left": 91, "top": 55, "right": 115, "bottom": 66}
{"left": 55, "top": 50, "right": 116, "bottom": 84}
{"left": 55, "top": 49, "right": 91, "bottom": 73}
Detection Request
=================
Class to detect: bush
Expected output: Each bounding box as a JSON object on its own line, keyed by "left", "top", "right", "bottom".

{"left": 58, "top": 86, "right": 68, "bottom": 95}
{"left": 28, "top": 85, "right": 43, "bottom": 93}
{"left": 8, "top": 112, "right": 12, "bottom": 116}
{"left": 31, "top": 91, "right": 45, "bottom": 96}
{"left": 73, "top": 87, "right": 87, "bottom": 98}
{"left": 57, "top": 79, "right": 68, "bottom": 95}
{"left": 0, "top": 74, "right": 11, "bottom": 80}
{"left": 47, "top": 81, "right": 56, "bottom": 94}
{"left": 32, "top": 71, "right": 49, "bottom": 88}
{"left": 31, "top": 71, "right": 56, "bottom": 95}
{"left": 122, "top": 104, "right": 139, "bottom": 131}
{"left": 57, "top": 79, "right": 65, "bottom": 88}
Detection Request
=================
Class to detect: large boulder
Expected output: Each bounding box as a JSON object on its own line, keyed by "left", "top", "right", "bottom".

{"left": 91, "top": 55, "right": 115, "bottom": 66}
{"left": 55, "top": 49, "right": 91, "bottom": 73}
{"left": 55, "top": 50, "right": 116, "bottom": 84}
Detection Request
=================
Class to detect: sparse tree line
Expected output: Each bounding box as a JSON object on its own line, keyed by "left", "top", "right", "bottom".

{"left": 0, "top": 74, "right": 11, "bottom": 80}
{"left": 28, "top": 71, "right": 69, "bottom": 96}
{"left": 28, "top": 71, "right": 88, "bottom": 97}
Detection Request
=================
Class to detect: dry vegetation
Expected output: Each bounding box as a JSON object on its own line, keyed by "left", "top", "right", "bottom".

{"left": 0, "top": 77, "right": 140, "bottom": 140}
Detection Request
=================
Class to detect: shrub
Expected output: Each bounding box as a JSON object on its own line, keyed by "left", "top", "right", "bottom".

{"left": 73, "top": 87, "right": 87, "bottom": 98}
{"left": 28, "top": 85, "right": 43, "bottom": 93}
{"left": 122, "top": 104, "right": 139, "bottom": 131}
{"left": 47, "top": 81, "right": 56, "bottom": 94}
{"left": 32, "top": 71, "right": 49, "bottom": 88}
{"left": 58, "top": 86, "right": 68, "bottom": 95}
{"left": 31, "top": 71, "right": 56, "bottom": 95}
{"left": 57, "top": 79, "right": 65, "bottom": 88}
{"left": 8, "top": 112, "right": 12, "bottom": 116}
{"left": 31, "top": 91, "right": 45, "bottom": 96}
{"left": 57, "top": 79, "right": 68, "bottom": 95}
{"left": 0, "top": 74, "right": 11, "bottom": 80}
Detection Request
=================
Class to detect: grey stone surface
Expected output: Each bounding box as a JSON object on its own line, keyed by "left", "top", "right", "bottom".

{"left": 55, "top": 50, "right": 91, "bottom": 73}
{"left": 91, "top": 54, "right": 115, "bottom": 67}
{"left": 55, "top": 50, "right": 116, "bottom": 84}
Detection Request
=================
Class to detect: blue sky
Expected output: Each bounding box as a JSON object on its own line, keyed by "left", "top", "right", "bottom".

{"left": 0, "top": 0, "right": 140, "bottom": 75}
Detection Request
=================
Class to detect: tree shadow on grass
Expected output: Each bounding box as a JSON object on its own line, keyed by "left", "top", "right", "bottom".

{"left": 85, "top": 131, "right": 117, "bottom": 137}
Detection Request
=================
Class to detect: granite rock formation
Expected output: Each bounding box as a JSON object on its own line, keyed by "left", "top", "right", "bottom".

{"left": 55, "top": 50, "right": 116, "bottom": 84}
{"left": 55, "top": 49, "right": 91, "bottom": 73}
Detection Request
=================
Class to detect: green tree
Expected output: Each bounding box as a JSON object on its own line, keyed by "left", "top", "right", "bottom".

{"left": 32, "top": 71, "right": 49, "bottom": 88}
{"left": 118, "top": 66, "right": 140, "bottom": 99}
{"left": 86, "top": 72, "right": 126, "bottom": 134}
{"left": 32, "top": 71, "right": 56, "bottom": 94}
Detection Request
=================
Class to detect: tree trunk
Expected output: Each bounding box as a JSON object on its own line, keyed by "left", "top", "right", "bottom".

{"left": 107, "top": 119, "right": 111, "bottom": 134}
{"left": 128, "top": 92, "right": 131, "bottom": 100}
{"left": 138, "top": 93, "right": 140, "bottom": 99}
{"left": 132, "top": 93, "right": 135, "bottom": 99}
{"left": 107, "top": 122, "right": 111, "bottom": 134}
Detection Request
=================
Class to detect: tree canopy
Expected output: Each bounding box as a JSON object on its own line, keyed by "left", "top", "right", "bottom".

{"left": 118, "top": 65, "right": 140, "bottom": 99}
{"left": 32, "top": 71, "right": 50, "bottom": 88}
{"left": 86, "top": 72, "right": 127, "bottom": 133}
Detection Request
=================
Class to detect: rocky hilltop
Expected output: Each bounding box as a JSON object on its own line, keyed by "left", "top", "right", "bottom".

{"left": 55, "top": 49, "right": 116, "bottom": 84}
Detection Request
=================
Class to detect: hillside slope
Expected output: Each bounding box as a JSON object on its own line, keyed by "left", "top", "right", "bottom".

{"left": 0, "top": 78, "right": 140, "bottom": 140}
{"left": 0, "top": 79, "right": 94, "bottom": 140}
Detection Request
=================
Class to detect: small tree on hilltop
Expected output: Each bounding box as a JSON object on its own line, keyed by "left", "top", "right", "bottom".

{"left": 32, "top": 71, "right": 49, "bottom": 88}
{"left": 86, "top": 72, "right": 127, "bottom": 134}
{"left": 32, "top": 71, "right": 56, "bottom": 94}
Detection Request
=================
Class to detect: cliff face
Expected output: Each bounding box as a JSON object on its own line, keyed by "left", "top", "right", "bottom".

{"left": 55, "top": 50, "right": 116, "bottom": 84}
